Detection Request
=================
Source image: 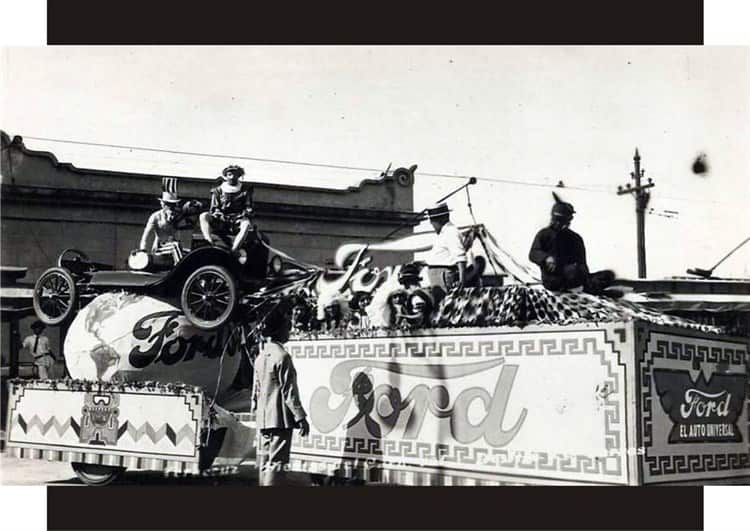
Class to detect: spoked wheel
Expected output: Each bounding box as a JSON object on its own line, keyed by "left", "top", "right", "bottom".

{"left": 33, "top": 267, "right": 78, "bottom": 326}
{"left": 181, "top": 265, "right": 237, "bottom": 330}
{"left": 71, "top": 463, "right": 125, "bottom": 486}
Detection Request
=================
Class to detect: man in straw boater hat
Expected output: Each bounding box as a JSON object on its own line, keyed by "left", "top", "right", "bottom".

{"left": 423, "top": 202, "right": 470, "bottom": 292}
{"left": 139, "top": 177, "right": 189, "bottom": 264}
{"left": 529, "top": 192, "right": 616, "bottom": 294}
{"left": 199, "top": 165, "right": 255, "bottom": 254}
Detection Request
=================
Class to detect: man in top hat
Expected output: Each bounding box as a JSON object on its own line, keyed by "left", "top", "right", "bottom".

{"left": 199, "top": 165, "right": 255, "bottom": 254}
{"left": 529, "top": 193, "right": 615, "bottom": 294}
{"left": 22, "top": 320, "right": 55, "bottom": 379}
{"left": 140, "top": 177, "right": 189, "bottom": 264}
{"left": 424, "top": 203, "right": 468, "bottom": 291}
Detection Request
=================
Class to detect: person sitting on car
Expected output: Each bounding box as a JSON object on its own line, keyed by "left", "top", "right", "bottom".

{"left": 199, "top": 165, "right": 255, "bottom": 254}
{"left": 139, "top": 177, "right": 191, "bottom": 264}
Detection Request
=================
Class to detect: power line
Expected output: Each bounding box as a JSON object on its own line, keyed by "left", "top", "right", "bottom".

{"left": 18, "top": 134, "right": 618, "bottom": 193}
{"left": 16, "top": 134, "right": 745, "bottom": 203}
{"left": 21, "top": 135, "right": 385, "bottom": 174}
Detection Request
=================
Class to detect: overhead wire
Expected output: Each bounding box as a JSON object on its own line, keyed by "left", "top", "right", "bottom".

{"left": 15, "top": 133, "right": 746, "bottom": 205}
{"left": 16, "top": 134, "right": 629, "bottom": 195}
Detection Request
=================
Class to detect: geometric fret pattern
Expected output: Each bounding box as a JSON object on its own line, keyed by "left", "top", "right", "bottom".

{"left": 290, "top": 328, "right": 628, "bottom": 483}
{"left": 294, "top": 433, "right": 621, "bottom": 476}
{"left": 646, "top": 453, "right": 750, "bottom": 476}
{"left": 639, "top": 330, "right": 750, "bottom": 478}
{"left": 289, "top": 335, "right": 612, "bottom": 360}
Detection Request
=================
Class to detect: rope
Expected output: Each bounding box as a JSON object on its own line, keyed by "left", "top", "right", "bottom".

{"left": 465, "top": 187, "right": 501, "bottom": 281}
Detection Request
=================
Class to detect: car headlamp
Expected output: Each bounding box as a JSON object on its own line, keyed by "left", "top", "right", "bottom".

{"left": 128, "top": 250, "right": 151, "bottom": 271}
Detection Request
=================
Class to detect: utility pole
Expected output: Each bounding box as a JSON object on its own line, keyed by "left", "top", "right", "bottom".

{"left": 617, "top": 148, "right": 655, "bottom": 278}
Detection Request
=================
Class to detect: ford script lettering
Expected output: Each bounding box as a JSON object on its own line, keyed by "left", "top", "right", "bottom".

{"left": 680, "top": 389, "right": 732, "bottom": 419}
{"left": 310, "top": 357, "right": 527, "bottom": 447}
{"left": 128, "top": 311, "right": 233, "bottom": 368}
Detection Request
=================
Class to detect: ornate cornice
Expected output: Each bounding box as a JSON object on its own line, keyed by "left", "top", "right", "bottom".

{"left": 0, "top": 184, "right": 419, "bottom": 227}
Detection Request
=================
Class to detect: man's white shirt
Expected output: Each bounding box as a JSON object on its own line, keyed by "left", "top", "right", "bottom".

{"left": 427, "top": 221, "right": 466, "bottom": 266}
{"left": 23, "top": 334, "right": 53, "bottom": 370}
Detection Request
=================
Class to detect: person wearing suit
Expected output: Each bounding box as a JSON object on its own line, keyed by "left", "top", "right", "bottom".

{"left": 252, "top": 306, "right": 310, "bottom": 486}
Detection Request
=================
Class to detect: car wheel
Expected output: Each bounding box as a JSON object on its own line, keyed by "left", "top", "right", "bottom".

{"left": 33, "top": 267, "right": 78, "bottom": 326}
{"left": 71, "top": 463, "right": 125, "bottom": 486}
{"left": 181, "top": 265, "right": 237, "bottom": 330}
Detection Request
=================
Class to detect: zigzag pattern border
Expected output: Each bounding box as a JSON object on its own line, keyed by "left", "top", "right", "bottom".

{"left": 119, "top": 421, "right": 196, "bottom": 447}
{"left": 640, "top": 332, "right": 750, "bottom": 477}
{"left": 13, "top": 415, "right": 197, "bottom": 448}
{"left": 15, "top": 414, "right": 80, "bottom": 438}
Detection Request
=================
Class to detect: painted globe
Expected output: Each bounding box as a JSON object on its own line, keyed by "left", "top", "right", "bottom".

{"left": 64, "top": 292, "right": 243, "bottom": 398}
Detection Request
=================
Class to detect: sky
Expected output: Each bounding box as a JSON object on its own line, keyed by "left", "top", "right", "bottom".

{"left": 1, "top": 46, "right": 748, "bottom": 278}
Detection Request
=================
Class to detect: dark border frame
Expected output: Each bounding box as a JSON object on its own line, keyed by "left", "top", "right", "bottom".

{"left": 47, "top": 0, "right": 704, "bottom": 45}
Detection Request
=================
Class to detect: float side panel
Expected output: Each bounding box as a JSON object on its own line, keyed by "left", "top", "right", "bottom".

{"left": 288, "top": 324, "right": 631, "bottom": 485}
{"left": 635, "top": 323, "right": 750, "bottom": 484}
{"left": 6, "top": 383, "right": 203, "bottom": 466}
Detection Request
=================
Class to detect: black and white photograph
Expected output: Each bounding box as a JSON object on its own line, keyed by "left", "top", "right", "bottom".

{"left": 0, "top": 43, "right": 748, "bottom": 528}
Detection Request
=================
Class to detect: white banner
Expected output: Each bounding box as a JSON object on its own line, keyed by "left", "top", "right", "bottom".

{"left": 288, "top": 324, "right": 631, "bottom": 485}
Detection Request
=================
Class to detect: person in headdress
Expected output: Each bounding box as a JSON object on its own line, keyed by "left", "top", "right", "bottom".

{"left": 22, "top": 320, "right": 55, "bottom": 379}
{"left": 139, "top": 177, "right": 189, "bottom": 264}
{"left": 529, "top": 192, "right": 615, "bottom": 294}
{"left": 199, "top": 165, "right": 255, "bottom": 254}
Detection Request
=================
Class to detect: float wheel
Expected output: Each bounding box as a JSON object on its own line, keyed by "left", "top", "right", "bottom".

{"left": 33, "top": 267, "right": 78, "bottom": 326}
{"left": 71, "top": 463, "right": 125, "bottom": 486}
{"left": 181, "top": 265, "right": 237, "bottom": 330}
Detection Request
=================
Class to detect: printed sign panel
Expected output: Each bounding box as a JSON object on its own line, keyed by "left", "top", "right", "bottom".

{"left": 638, "top": 328, "right": 750, "bottom": 483}
{"left": 7, "top": 383, "right": 203, "bottom": 461}
{"left": 288, "top": 325, "right": 630, "bottom": 485}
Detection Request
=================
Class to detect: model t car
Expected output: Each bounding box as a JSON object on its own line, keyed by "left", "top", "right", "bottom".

{"left": 32, "top": 228, "right": 314, "bottom": 331}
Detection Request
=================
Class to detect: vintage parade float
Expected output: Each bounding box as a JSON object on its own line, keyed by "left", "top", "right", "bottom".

{"left": 4, "top": 197, "right": 749, "bottom": 486}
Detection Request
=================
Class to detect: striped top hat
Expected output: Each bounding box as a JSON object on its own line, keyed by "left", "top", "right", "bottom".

{"left": 161, "top": 177, "right": 180, "bottom": 203}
